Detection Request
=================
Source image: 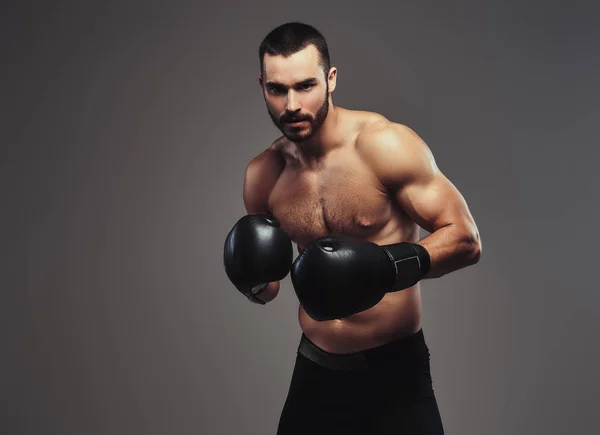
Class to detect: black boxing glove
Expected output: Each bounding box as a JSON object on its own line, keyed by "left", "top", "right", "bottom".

{"left": 224, "top": 214, "right": 293, "bottom": 304}
{"left": 290, "top": 235, "right": 430, "bottom": 321}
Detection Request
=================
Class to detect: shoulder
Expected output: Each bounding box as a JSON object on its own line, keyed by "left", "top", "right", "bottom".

{"left": 246, "top": 136, "right": 287, "bottom": 173}
{"left": 243, "top": 137, "right": 287, "bottom": 213}
{"left": 354, "top": 118, "right": 438, "bottom": 188}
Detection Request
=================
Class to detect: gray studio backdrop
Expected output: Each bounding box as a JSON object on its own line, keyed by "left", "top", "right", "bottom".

{"left": 4, "top": 1, "right": 599, "bottom": 434}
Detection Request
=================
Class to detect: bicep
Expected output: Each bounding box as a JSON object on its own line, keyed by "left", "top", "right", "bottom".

{"left": 396, "top": 170, "right": 475, "bottom": 233}
{"left": 242, "top": 148, "right": 284, "bottom": 214}
{"left": 243, "top": 161, "right": 269, "bottom": 214}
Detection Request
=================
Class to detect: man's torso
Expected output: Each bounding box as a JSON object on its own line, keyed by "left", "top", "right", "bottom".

{"left": 267, "top": 109, "right": 423, "bottom": 354}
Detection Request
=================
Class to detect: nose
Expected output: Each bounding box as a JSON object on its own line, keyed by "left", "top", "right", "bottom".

{"left": 285, "top": 90, "right": 300, "bottom": 113}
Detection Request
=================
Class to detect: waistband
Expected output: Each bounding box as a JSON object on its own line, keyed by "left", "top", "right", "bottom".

{"left": 297, "top": 329, "right": 429, "bottom": 371}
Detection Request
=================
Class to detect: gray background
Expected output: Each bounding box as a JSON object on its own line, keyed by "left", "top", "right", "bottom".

{"left": 3, "top": 1, "right": 599, "bottom": 434}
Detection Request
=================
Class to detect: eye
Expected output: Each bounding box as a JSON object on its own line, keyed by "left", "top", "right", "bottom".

{"left": 268, "top": 86, "right": 286, "bottom": 95}
{"left": 298, "top": 83, "right": 314, "bottom": 91}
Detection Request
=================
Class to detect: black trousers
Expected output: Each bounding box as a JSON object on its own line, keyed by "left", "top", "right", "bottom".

{"left": 277, "top": 329, "right": 445, "bottom": 435}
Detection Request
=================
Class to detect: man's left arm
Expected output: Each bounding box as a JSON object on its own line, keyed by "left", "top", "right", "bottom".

{"left": 359, "top": 123, "right": 482, "bottom": 279}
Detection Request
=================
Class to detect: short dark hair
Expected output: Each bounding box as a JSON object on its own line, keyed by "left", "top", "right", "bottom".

{"left": 258, "top": 22, "right": 331, "bottom": 79}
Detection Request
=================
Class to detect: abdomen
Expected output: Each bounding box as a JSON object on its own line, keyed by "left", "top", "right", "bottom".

{"left": 298, "top": 285, "right": 423, "bottom": 354}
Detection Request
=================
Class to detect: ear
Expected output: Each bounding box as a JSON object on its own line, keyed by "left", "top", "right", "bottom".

{"left": 258, "top": 74, "right": 263, "bottom": 87}
{"left": 327, "top": 67, "right": 337, "bottom": 93}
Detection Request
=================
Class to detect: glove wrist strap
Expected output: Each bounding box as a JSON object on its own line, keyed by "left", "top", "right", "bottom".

{"left": 381, "top": 242, "right": 431, "bottom": 291}
{"left": 244, "top": 283, "right": 268, "bottom": 305}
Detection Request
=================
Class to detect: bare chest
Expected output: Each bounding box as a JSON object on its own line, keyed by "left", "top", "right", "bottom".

{"left": 269, "top": 155, "right": 393, "bottom": 247}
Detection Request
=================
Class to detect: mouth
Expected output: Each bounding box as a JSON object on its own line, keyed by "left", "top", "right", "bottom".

{"left": 286, "top": 120, "right": 308, "bottom": 127}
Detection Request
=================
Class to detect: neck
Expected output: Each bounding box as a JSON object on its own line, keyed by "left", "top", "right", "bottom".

{"left": 295, "top": 104, "right": 343, "bottom": 161}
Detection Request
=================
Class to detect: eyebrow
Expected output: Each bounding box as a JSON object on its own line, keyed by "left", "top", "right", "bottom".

{"left": 265, "top": 77, "right": 318, "bottom": 88}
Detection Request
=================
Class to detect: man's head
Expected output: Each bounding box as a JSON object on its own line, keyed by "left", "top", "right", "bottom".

{"left": 258, "top": 22, "right": 337, "bottom": 142}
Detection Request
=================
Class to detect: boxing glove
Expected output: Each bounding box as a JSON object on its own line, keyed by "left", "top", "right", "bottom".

{"left": 291, "top": 235, "right": 430, "bottom": 320}
{"left": 224, "top": 214, "right": 293, "bottom": 304}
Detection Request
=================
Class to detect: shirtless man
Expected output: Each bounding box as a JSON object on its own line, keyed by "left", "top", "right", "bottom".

{"left": 223, "top": 22, "right": 482, "bottom": 435}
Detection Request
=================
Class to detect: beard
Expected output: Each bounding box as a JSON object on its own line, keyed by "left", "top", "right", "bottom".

{"left": 266, "top": 86, "right": 330, "bottom": 143}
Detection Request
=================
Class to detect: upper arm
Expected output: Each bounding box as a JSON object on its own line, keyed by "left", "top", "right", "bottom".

{"left": 357, "top": 123, "right": 479, "bottom": 236}
{"left": 242, "top": 144, "right": 285, "bottom": 214}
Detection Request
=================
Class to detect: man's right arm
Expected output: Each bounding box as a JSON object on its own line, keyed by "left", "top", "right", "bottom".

{"left": 240, "top": 144, "right": 286, "bottom": 303}
{"left": 242, "top": 145, "right": 285, "bottom": 214}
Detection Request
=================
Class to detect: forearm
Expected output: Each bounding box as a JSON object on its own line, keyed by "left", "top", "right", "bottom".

{"left": 417, "top": 224, "right": 481, "bottom": 279}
